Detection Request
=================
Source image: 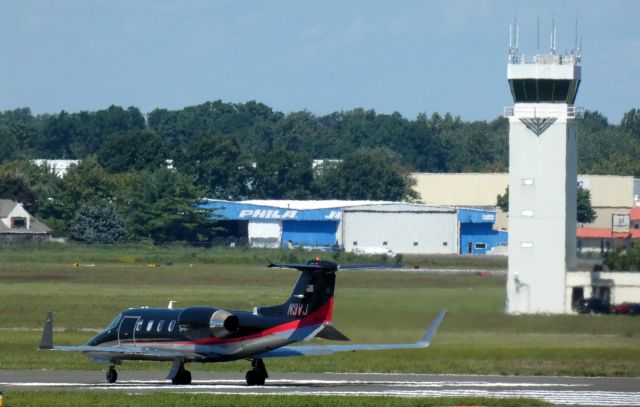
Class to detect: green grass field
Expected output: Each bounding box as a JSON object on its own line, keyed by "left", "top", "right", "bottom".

{"left": 1, "top": 243, "right": 639, "bottom": 378}
{"left": 1, "top": 391, "right": 549, "bottom": 407}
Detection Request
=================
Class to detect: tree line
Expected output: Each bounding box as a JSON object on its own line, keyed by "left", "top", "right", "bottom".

{"left": 0, "top": 101, "right": 638, "bottom": 243}
{"left": 2, "top": 102, "right": 639, "bottom": 176}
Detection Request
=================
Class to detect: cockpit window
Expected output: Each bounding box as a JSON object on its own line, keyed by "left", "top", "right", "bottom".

{"left": 106, "top": 313, "right": 123, "bottom": 331}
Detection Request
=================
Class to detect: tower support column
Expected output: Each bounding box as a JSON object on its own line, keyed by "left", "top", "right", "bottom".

{"left": 506, "top": 104, "right": 579, "bottom": 314}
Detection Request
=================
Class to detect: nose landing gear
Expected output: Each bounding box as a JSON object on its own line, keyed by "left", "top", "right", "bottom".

{"left": 106, "top": 366, "right": 118, "bottom": 383}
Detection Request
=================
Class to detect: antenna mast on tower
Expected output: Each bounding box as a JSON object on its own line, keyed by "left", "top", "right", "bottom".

{"left": 550, "top": 17, "right": 557, "bottom": 53}
{"left": 508, "top": 16, "right": 519, "bottom": 63}
{"left": 537, "top": 17, "right": 540, "bottom": 51}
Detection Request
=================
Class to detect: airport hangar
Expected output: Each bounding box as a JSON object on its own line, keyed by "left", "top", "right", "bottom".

{"left": 198, "top": 200, "right": 507, "bottom": 255}
{"left": 411, "top": 173, "right": 639, "bottom": 230}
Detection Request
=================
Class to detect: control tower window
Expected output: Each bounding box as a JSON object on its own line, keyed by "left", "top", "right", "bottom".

{"left": 509, "top": 79, "right": 579, "bottom": 103}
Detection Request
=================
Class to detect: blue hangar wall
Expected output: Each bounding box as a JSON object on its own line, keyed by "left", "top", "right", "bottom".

{"left": 199, "top": 201, "right": 342, "bottom": 249}
{"left": 200, "top": 201, "right": 508, "bottom": 255}
{"left": 458, "top": 208, "right": 508, "bottom": 255}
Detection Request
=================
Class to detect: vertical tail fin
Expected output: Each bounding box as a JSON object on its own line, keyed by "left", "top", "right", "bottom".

{"left": 257, "top": 259, "right": 338, "bottom": 322}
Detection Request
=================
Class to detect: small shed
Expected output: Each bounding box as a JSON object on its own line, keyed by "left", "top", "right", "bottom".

{"left": 0, "top": 200, "right": 52, "bottom": 243}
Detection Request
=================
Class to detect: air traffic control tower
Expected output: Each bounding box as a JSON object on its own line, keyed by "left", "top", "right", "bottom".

{"left": 505, "top": 24, "right": 583, "bottom": 314}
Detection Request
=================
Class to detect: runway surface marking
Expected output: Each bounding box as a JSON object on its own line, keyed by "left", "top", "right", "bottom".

{"left": 2, "top": 377, "right": 640, "bottom": 406}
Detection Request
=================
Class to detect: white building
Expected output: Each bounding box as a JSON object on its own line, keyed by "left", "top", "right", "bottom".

{"left": 567, "top": 272, "right": 640, "bottom": 312}
{"left": 32, "top": 159, "right": 80, "bottom": 177}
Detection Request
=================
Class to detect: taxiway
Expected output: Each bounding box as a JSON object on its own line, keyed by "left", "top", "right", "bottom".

{"left": 1, "top": 370, "right": 639, "bottom": 406}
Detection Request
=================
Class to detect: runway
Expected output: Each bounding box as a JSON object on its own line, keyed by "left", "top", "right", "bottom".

{"left": 1, "top": 370, "right": 639, "bottom": 406}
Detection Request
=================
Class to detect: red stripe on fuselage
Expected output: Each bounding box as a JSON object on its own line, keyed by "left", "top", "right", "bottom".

{"left": 195, "top": 297, "right": 334, "bottom": 345}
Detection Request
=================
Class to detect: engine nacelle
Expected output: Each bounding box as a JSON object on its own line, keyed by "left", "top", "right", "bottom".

{"left": 178, "top": 307, "right": 239, "bottom": 339}
{"left": 209, "top": 309, "right": 239, "bottom": 338}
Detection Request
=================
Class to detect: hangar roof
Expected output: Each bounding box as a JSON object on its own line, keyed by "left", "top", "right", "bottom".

{"left": 235, "top": 200, "right": 392, "bottom": 210}
{"left": 342, "top": 203, "right": 455, "bottom": 213}
{"left": 199, "top": 200, "right": 392, "bottom": 221}
{"left": 199, "top": 200, "right": 469, "bottom": 222}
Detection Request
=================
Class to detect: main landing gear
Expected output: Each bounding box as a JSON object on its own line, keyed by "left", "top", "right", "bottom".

{"left": 172, "top": 362, "right": 192, "bottom": 385}
{"left": 245, "top": 358, "right": 268, "bottom": 386}
{"left": 106, "top": 366, "right": 118, "bottom": 383}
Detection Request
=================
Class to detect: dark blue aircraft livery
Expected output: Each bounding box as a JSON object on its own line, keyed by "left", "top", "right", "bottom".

{"left": 39, "top": 259, "right": 445, "bottom": 385}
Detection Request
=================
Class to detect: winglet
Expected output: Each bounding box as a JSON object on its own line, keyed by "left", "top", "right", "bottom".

{"left": 39, "top": 311, "right": 54, "bottom": 350}
{"left": 417, "top": 309, "right": 446, "bottom": 346}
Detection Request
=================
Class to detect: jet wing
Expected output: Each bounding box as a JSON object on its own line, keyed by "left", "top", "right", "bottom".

{"left": 48, "top": 344, "right": 199, "bottom": 361}
{"left": 256, "top": 309, "right": 445, "bottom": 358}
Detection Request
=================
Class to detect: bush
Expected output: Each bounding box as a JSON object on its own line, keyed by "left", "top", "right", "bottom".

{"left": 70, "top": 203, "right": 125, "bottom": 244}
{"left": 604, "top": 246, "right": 640, "bottom": 271}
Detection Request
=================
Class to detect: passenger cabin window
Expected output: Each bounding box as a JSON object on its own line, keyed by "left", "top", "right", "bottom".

{"left": 135, "top": 319, "right": 143, "bottom": 332}
{"left": 168, "top": 320, "right": 176, "bottom": 332}
{"left": 146, "top": 320, "right": 154, "bottom": 332}
{"left": 157, "top": 320, "right": 165, "bottom": 332}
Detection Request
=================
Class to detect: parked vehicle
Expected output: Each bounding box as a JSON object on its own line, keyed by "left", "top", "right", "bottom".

{"left": 613, "top": 302, "right": 633, "bottom": 314}
{"left": 613, "top": 302, "right": 640, "bottom": 315}
{"left": 576, "top": 298, "right": 611, "bottom": 314}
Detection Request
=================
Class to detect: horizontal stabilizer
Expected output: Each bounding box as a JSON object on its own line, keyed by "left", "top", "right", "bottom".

{"left": 268, "top": 262, "right": 337, "bottom": 273}
{"left": 338, "top": 263, "right": 404, "bottom": 270}
{"left": 315, "top": 324, "right": 350, "bottom": 341}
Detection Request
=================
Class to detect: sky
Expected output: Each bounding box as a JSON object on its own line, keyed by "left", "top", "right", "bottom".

{"left": 0, "top": 0, "right": 638, "bottom": 123}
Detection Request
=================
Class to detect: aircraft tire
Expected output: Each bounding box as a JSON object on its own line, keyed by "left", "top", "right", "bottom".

{"left": 106, "top": 368, "right": 117, "bottom": 384}
{"left": 245, "top": 369, "right": 265, "bottom": 386}
{"left": 172, "top": 369, "right": 192, "bottom": 385}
